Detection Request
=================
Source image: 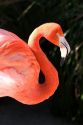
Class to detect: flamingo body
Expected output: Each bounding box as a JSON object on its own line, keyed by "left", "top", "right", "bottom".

{"left": 0, "top": 29, "right": 41, "bottom": 104}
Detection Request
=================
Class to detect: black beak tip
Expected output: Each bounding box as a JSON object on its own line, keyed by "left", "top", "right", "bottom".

{"left": 60, "top": 57, "right": 65, "bottom": 66}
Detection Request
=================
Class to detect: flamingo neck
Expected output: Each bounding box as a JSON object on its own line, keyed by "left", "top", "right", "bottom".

{"left": 28, "top": 29, "right": 59, "bottom": 96}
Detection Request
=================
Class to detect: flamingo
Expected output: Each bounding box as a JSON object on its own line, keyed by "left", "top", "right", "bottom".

{"left": 0, "top": 23, "right": 70, "bottom": 105}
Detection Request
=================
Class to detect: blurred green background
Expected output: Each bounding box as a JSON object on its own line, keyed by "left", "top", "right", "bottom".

{"left": 0, "top": 0, "right": 83, "bottom": 124}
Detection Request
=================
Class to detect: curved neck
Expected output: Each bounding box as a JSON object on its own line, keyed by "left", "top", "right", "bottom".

{"left": 28, "top": 29, "right": 59, "bottom": 102}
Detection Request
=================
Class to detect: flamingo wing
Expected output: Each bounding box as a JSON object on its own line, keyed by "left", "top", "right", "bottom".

{"left": 0, "top": 29, "right": 40, "bottom": 104}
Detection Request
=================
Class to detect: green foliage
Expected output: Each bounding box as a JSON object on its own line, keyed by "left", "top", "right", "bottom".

{"left": 0, "top": 0, "right": 83, "bottom": 123}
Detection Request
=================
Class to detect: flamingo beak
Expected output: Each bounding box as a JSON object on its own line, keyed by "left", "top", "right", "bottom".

{"left": 57, "top": 34, "right": 71, "bottom": 65}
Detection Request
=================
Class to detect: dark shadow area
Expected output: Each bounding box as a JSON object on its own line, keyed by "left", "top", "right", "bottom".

{"left": 0, "top": 97, "right": 73, "bottom": 125}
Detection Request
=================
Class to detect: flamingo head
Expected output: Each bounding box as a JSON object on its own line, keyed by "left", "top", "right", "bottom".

{"left": 42, "top": 23, "right": 71, "bottom": 60}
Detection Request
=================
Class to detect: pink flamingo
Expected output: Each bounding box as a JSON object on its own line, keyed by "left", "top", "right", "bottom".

{"left": 0, "top": 23, "right": 70, "bottom": 105}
